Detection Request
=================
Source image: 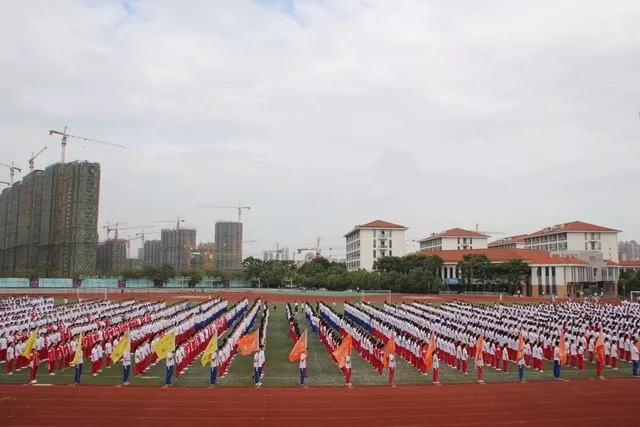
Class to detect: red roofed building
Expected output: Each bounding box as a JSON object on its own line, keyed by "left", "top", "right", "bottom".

{"left": 345, "top": 220, "right": 408, "bottom": 271}
{"left": 488, "top": 234, "right": 528, "bottom": 249}
{"left": 620, "top": 260, "right": 640, "bottom": 271}
{"left": 419, "top": 248, "right": 618, "bottom": 297}
{"left": 419, "top": 228, "right": 490, "bottom": 252}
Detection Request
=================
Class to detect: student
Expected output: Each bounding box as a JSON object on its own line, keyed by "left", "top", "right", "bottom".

{"left": 570, "top": 340, "right": 577, "bottom": 368}
{"left": 253, "top": 351, "right": 261, "bottom": 387}
{"left": 47, "top": 343, "right": 57, "bottom": 375}
{"left": 344, "top": 354, "right": 352, "bottom": 387}
{"left": 73, "top": 350, "right": 83, "bottom": 385}
{"left": 553, "top": 341, "right": 561, "bottom": 380}
{"left": 611, "top": 340, "right": 618, "bottom": 370}
{"left": 91, "top": 345, "right": 100, "bottom": 376}
{"left": 502, "top": 345, "right": 509, "bottom": 373}
{"left": 6, "top": 343, "right": 15, "bottom": 375}
{"left": 476, "top": 351, "right": 485, "bottom": 384}
{"left": 0, "top": 333, "right": 7, "bottom": 363}
{"left": 29, "top": 347, "right": 39, "bottom": 385}
{"left": 388, "top": 352, "right": 396, "bottom": 387}
{"left": 210, "top": 350, "right": 219, "bottom": 387}
{"left": 122, "top": 348, "right": 131, "bottom": 386}
{"left": 577, "top": 344, "right": 585, "bottom": 371}
{"left": 164, "top": 351, "right": 174, "bottom": 387}
{"left": 104, "top": 340, "right": 113, "bottom": 369}
{"left": 432, "top": 351, "right": 440, "bottom": 385}
{"left": 299, "top": 350, "right": 307, "bottom": 387}
{"left": 518, "top": 350, "right": 525, "bottom": 382}
{"left": 258, "top": 345, "right": 266, "bottom": 379}
{"left": 631, "top": 337, "right": 639, "bottom": 377}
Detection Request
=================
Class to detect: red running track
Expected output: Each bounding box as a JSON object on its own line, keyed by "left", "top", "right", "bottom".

{"left": 1, "top": 379, "right": 638, "bottom": 427}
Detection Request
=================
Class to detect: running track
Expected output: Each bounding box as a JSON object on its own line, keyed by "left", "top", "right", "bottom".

{"left": 1, "top": 379, "right": 638, "bottom": 427}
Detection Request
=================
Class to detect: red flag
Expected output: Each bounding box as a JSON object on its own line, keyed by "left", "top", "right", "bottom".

{"left": 289, "top": 330, "right": 307, "bottom": 362}
{"left": 423, "top": 333, "right": 436, "bottom": 370}
{"left": 333, "top": 335, "right": 353, "bottom": 369}
{"left": 382, "top": 333, "right": 396, "bottom": 369}
{"left": 516, "top": 331, "right": 525, "bottom": 361}
{"left": 237, "top": 330, "right": 259, "bottom": 356}
{"left": 595, "top": 329, "right": 605, "bottom": 365}
{"left": 558, "top": 328, "right": 568, "bottom": 365}
{"left": 475, "top": 332, "right": 484, "bottom": 363}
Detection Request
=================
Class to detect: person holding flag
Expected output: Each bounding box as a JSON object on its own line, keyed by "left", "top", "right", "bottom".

{"left": 475, "top": 333, "right": 485, "bottom": 384}
{"left": 253, "top": 350, "right": 261, "bottom": 387}
{"left": 164, "top": 350, "right": 175, "bottom": 387}
{"left": 332, "top": 335, "right": 353, "bottom": 387}
{"left": 594, "top": 329, "right": 605, "bottom": 379}
{"left": 388, "top": 353, "right": 396, "bottom": 387}
{"left": 199, "top": 331, "right": 219, "bottom": 387}
{"left": 70, "top": 332, "right": 84, "bottom": 386}
{"left": 516, "top": 332, "right": 526, "bottom": 382}
{"left": 289, "top": 330, "right": 308, "bottom": 387}
{"left": 110, "top": 332, "right": 130, "bottom": 386}
{"left": 121, "top": 347, "right": 131, "bottom": 386}
{"left": 209, "top": 350, "right": 219, "bottom": 387}
{"left": 382, "top": 333, "right": 396, "bottom": 387}
{"left": 28, "top": 347, "right": 39, "bottom": 385}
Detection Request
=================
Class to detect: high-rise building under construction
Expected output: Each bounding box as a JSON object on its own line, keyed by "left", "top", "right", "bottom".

{"left": 214, "top": 221, "right": 242, "bottom": 270}
{"left": 96, "top": 238, "right": 127, "bottom": 273}
{"left": 0, "top": 161, "right": 100, "bottom": 276}
{"left": 143, "top": 239, "right": 163, "bottom": 267}
{"left": 161, "top": 228, "right": 196, "bottom": 272}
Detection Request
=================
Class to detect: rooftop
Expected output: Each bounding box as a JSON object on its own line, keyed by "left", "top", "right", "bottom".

{"left": 419, "top": 228, "right": 489, "bottom": 242}
{"left": 526, "top": 221, "right": 620, "bottom": 238}
{"left": 488, "top": 234, "right": 528, "bottom": 247}
{"left": 344, "top": 219, "right": 408, "bottom": 236}
{"left": 419, "top": 248, "right": 589, "bottom": 265}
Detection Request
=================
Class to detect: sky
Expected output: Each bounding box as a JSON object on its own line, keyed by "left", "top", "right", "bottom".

{"left": 1, "top": 0, "right": 639, "bottom": 259}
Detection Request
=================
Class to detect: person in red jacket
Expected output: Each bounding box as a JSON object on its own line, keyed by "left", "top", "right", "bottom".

{"left": 56, "top": 342, "right": 65, "bottom": 371}
{"left": 47, "top": 343, "right": 57, "bottom": 375}
{"left": 29, "top": 347, "right": 39, "bottom": 384}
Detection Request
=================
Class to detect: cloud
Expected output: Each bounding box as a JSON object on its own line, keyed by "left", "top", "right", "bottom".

{"left": 1, "top": 0, "right": 639, "bottom": 257}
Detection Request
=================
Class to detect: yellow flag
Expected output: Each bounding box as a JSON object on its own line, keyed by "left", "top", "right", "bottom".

{"left": 152, "top": 331, "right": 176, "bottom": 360}
{"left": 70, "top": 332, "right": 84, "bottom": 366}
{"left": 110, "top": 334, "right": 130, "bottom": 363}
{"left": 21, "top": 330, "right": 38, "bottom": 358}
{"left": 200, "top": 332, "right": 218, "bottom": 367}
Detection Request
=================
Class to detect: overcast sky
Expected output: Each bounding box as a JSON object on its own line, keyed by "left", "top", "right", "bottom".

{"left": 2, "top": 0, "right": 639, "bottom": 259}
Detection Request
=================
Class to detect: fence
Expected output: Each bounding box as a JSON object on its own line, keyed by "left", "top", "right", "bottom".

{"left": 0, "top": 277, "right": 250, "bottom": 289}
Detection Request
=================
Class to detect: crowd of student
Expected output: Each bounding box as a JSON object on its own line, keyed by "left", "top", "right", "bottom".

{"left": 216, "top": 299, "right": 260, "bottom": 379}
{"left": 285, "top": 303, "right": 301, "bottom": 342}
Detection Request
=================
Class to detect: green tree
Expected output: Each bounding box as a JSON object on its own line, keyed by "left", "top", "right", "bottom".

{"left": 619, "top": 269, "right": 640, "bottom": 296}
{"left": 457, "top": 254, "right": 492, "bottom": 293}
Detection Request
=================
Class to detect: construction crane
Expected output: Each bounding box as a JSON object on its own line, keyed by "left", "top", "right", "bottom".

{"left": 0, "top": 161, "right": 21, "bottom": 186}
{"left": 0, "top": 181, "right": 9, "bottom": 187}
{"left": 474, "top": 224, "right": 506, "bottom": 235}
{"left": 153, "top": 216, "right": 188, "bottom": 268}
{"left": 263, "top": 243, "right": 284, "bottom": 261}
{"left": 132, "top": 230, "right": 160, "bottom": 262}
{"left": 297, "top": 237, "right": 345, "bottom": 259}
{"left": 104, "top": 223, "right": 153, "bottom": 239}
{"left": 28, "top": 146, "right": 47, "bottom": 172}
{"left": 48, "top": 126, "right": 126, "bottom": 163}
{"left": 196, "top": 203, "right": 251, "bottom": 223}
{"left": 103, "top": 222, "right": 130, "bottom": 239}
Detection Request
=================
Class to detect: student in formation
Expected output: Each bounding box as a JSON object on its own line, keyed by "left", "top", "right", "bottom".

{"left": 91, "top": 345, "right": 100, "bottom": 376}
{"left": 631, "top": 337, "right": 639, "bottom": 377}
{"left": 210, "top": 350, "right": 219, "bottom": 387}
{"left": 577, "top": 344, "right": 585, "bottom": 371}
{"left": 299, "top": 350, "right": 307, "bottom": 387}
{"left": 47, "top": 343, "right": 56, "bottom": 375}
{"left": 388, "top": 352, "right": 396, "bottom": 387}
{"left": 553, "top": 341, "right": 562, "bottom": 380}
{"left": 258, "top": 345, "right": 266, "bottom": 380}
{"left": 164, "top": 351, "right": 174, "bottom": 387}
{"left": 6, "top": 342, "right": 15, "bottom": 375}
{"left": 104, "top": 340, "right": 113, "bottom": 370}
{"left": 29, "top": 347, "right": 39, "bottom": 385}
{"left": 344, "top": 354, "right": 352, "bottom": 387}
{"left": 610, "top": 340, "right": 618, "bottom": 370}
{"left": 122, "top": 347, "right": 131, "bottom": 386}
{"left": 432, "top": 351, "right": 440, "bottom": 385}
{"left": 253, "top": 350, "right": 261, "bottom": 387}
{"left": 501, "top": 345, "right": 509, "bottom": 373}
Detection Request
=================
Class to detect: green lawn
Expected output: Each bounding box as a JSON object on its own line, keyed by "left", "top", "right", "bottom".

{"left": 0, "top": 301, "right": 636, "bottom": 387}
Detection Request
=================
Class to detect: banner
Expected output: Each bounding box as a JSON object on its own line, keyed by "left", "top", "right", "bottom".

{"left": 152, "top": 331, "right": 176, "bottom": 360}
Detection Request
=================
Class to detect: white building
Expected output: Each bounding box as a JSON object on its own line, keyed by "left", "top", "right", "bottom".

{"left": 488, "top": 234, "right": 527, "bottom": 249}
{"left": 345, "top": 220, "right": 408, "bottom": 271}
{"left": 419, "top": 228, "right": 489, "bottom": 252}
{"left": 523, "top": 221, "right": 620, "bottom": 262}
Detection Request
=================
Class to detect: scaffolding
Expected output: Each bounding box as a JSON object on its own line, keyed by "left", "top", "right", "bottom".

{"left": 161, "top": 228, "right": 196, "bottom": 272}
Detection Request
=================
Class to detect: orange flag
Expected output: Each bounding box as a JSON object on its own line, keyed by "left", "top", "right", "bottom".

{"left": 475, "top": 332, "right": 484, "bottom": 364}
{"left": 423, "top": 333, "right": 436, "bottom": 370}
{"left": 333, "top": 335, "right": 353, "bottom": 369}
{"left": 237, "top": 330, "right": 259, "bottom": 356}
{"left": 382, "top": 333, "right": 396, "bottom": 369}
{"left": 558, "top": 328, "right": 568, "bottom": 365}
{"left": 636, "top": 339, "right": 640, "bottom": 354}
{"left": 289, "top": 330, "right": 307, "bottom": 362}
{"left": 515, "top": 331, "right": 525, "bottom": 361}
{"left": 595, "top": 329, "right": 605, "bottom": 365}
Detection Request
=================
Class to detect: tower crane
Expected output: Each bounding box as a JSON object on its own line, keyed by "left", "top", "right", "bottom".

{"left": 28, "top": 146, "right": 48, "bottom": 171}
{"left": 196, "top": 203, "right": 251, "bottom": 223}
{"left": 104, "top": 223, "right": 153, "bottom": 240}
{"left": 103, "top": 222, "right": 130, "bottom": 239}
{"left": 0, "top": 161, "right": 21, "bottom": 186}
{"left": 297, "top": 237, "right": 345, "bottom": 259}
{"left": 48, "top": 126, "right": 126, "bottom": 163}
{"left": 131, "top": 229, "right": 160, "bottom": 261}
{"left": 263, "top": 243, "right": 283, "bottom": 260}
{"left": 0, "top": 181, "right": 9, "bottom": 187}
{"left": 153, "top": 216, "right": 188, "bottom": 268}
{"left": 473, "top": 224, "right": 506, "bottom": 235}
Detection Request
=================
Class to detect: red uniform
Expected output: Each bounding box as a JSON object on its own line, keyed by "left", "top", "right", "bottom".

{"left": 47, "top": 348, "right": 56, "bottom": 374}
{"left": 29, "top": 352, "right": 39, "bottom": 383}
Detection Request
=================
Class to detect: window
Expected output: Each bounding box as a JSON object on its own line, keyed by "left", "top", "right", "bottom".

{"left": 457, "top": 238, "right": 460, "bottom": 244}
{"left": 585, "top": 233, "right": 588, "bottom": 240}
{"left": 389, "top": 240, "right": 392, "bottom": 248}
{"left": 389, "top": 230, "right": 392, "bottom": 237}
{"left": 373, "top": 230, "right": 377, "bottom": 237}
{"left": 470, "top": 238, "right": 473, "bottom": 244}
{"left": 373, "top": 250, "right": 377, "bottom": 259}
{"left": 585, "top": 242, "right": 588, "bottom": 250}
{"left": 389, "top": 250, "right": 392, "bottom": 256}
{"left": 373, "top": 240, "right": 376, "bottom": 248}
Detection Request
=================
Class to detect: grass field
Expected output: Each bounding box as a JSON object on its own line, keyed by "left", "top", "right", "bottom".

{"left": 0, "top": 302, "right": 635, "bottom": 387}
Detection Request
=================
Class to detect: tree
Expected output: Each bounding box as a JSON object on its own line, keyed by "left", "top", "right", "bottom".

{"left": 500, "top": 259, "right": 531, "bottom": 295}
{"left": 152, "top": 264, "right": 176, "bottom": 287}
{"left": 619, "top": 269, "right": 640, "bottom": 296}
{"left": 457, "top": 254, "right": 492, "bottom": 293}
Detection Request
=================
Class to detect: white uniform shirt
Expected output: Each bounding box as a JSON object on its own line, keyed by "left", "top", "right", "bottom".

{"left": 299, "top": 352, "right": 307, "bottom": 369}
{"left": 166, "top": 351, "right": 175, "bottom": 367}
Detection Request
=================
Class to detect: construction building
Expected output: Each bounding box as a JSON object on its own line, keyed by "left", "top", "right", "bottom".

{"left": 143, "top": 239, "right": 163, "bottom": 267}
{"left": 214, "top": 221, "right": 242, "bottom": 270}
{"left": 96, "top": 239, "right": 127, "bottom": 273}
{"left": 188, "top": 242, "right": 214, "bottom": 270}
{"left": 619, "top": 240, "right": 640, "bottom": 261}
{"left": 0, "top": 161, "right": 100, "bottom": 276}
{"left": 161, "top": 228, "right": 196, "bottom": 272}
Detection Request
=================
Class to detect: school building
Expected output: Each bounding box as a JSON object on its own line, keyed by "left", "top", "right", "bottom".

{"left": 345, "top": 219, "right": 408, "bottom": 271}
{"left": 418, "top": 228, "right": 489, "bottom": 252}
